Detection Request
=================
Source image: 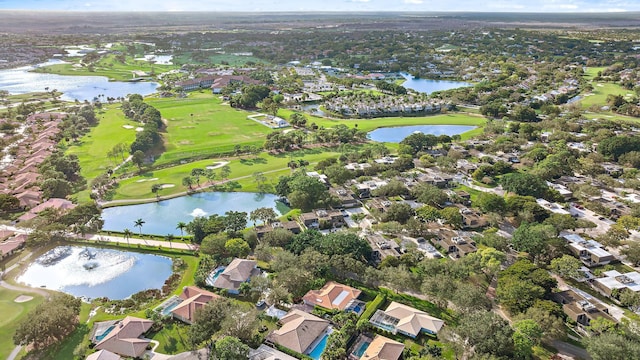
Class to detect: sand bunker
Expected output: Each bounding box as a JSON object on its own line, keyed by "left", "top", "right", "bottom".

{"left": 122, "top": 125, "right": 134, "bottom": 129}
{"left": 14, "top": 295, "right": 33, "bottom": 303}
{"left": 160, "top": 184, "right": 175, "bottom": 189}
{"left": 135, "top": 127, "right": 144, "bottom": 132}
{"left": 135, "top": 178, "right": 159, "bottom": 183}
{"left": 205, "top": 161, "right": 229, "bottom": 170}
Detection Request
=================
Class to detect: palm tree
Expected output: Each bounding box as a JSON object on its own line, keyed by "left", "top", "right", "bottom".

{"left": 176, "top": 222, "right": 187, "bottom": 238}
{"left": 165, "top": 233, "right": 174, "bottom": 249}
{"left": 151, "top": 184, "right": 162, "bottom": 199}
{"left": 134, "top": 218, "right": 145, "bottom": 237}
{"left": 123, "top": 228, "right": 133, "bottom": 246}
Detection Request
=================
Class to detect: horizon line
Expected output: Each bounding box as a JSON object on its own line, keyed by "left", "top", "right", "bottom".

{"left": 0, "top": 9, "right": 634, "bottom": 14}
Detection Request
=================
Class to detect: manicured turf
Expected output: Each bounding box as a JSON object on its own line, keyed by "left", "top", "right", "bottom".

{"left": 111, "top": 148, "right": 340, "bottom": 201}
{"left": 66, "top": 104, "right": 140, "bottom": 180}
{"left": 0, "top": 288, "right": 44, "bottom": 359}
{"left": 32, "top": 54, "right": 178, "bottom": 81}
{"left": 147, "top": 92, "right": 272, "bottom": 165}
{"left": 580, "top": 82, "right": 632, "bottom": 108}
{"left": 173, "top": 53, "right": 269, "bottom": 66}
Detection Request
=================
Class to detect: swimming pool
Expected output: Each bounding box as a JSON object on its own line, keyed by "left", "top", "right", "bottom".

{"left": 353, "top": 340, "right": 371, "bottom": 358}
{"left": 94, "top": 325, "right": 115, "bottom": 342}
{"left": 205, "top": 266, "right": 225, "bottom": 287}
{"left": 308, "top": 332, "right": 330, "bottom": 360}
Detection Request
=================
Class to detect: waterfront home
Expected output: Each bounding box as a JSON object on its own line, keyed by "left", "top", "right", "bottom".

{"left": 92, "top": 316, "right": 153, "bottom": 358}
{"left": 171, "top": 286, "right": 220, "bottom": 324}
{"left": 211, "top": 258, "right": 261, "bottom": 294}
{"left": 369, "top": 301, "right": 444, "bottom": 337}
{"left": 303, "top": 281, "right": 364, "bottom": 314}
{"left": 267, "top": 309, "right": 330, "bottom": 355}
{"left": 254, "top": 221, "right": 301, "bottom": 239}
{"left": 0, "top": 234, "right": 26, "bottom": 259}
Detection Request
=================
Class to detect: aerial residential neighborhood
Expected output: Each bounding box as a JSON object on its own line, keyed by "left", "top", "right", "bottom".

{"left": 0, "top": 5, "right": 640, "bottom": 360}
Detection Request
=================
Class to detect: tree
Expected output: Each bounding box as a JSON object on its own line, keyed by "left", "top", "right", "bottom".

{"left": 267, "top": 284, "right": 291, "bottom": 307}
{"left": 455, "top": 311, "right": 514, "bottom": 358}
{"left": 182, "top": 176, "right": 194, "bottom": 190}
{"left": 123, "top": 228, "right": 132, "bottom": 246}
{"left": 550, "top": 255, "right": 582, "bottom": 278}
{"left": 13, "top": 294, "right": 81, "bottom": 350}
{"left": 151, "top": 183, "right": 162, "bottom": 199}
{"left": 416, "top": 205, "right": 441, "bottom": 222}
{"left": 410, "top": 183, "right": 448, "bottom": 207}
{"left": 220, "top": 165, "right": 232, "bottom": 180}
{"left": 500, "top": 172, "right": 549, "bottom": 198}
{"left": 200, "top": 233, "right": 228, "bottom": 256}
{"left": 211, "top": 336, "right": 250, "bottom": 360}
{"left": 476, "top": 193, "right": 506, "bottom": 214}
{"left": 223, "top": 211, "right": 247, "bottom": 237}
{"left": 511, "top": 223, "right": 557, "bottom": 260}
{"left": 513, "top": 319, "right": 543, "bottom": 360}
{"left": 440, "top": 207, "right": 463, "bottom": 229}
{"left": 134, "top": 218, "right": 145, "bottom": 236}
{"left": 586, "top": 331, "right": 640, "bottom": 360}
{"left": 249, "top": 207, "right": 278, "bottom": 225}
{"left": 0, "top": 193, "right": 20, "bottom": 213}
{"left": 131, "top": 150, "right": 145, "bottom": 170}
{"left": 176, "top": 221, "right": 187, "bottom": 238}
{"left": 621, "top": 242, "right": 640, "bottom": 266}
{"left": 187, "top": 298, "right": 233, "bottom": 349}
{"left": 191, "top": 168, "right": 205, "bottom": 186}
{"left": 224, "top": 238, "right": 251, "bottom": 258}
{"left": 381, "top": 202, "right": 414, "bottom": 224}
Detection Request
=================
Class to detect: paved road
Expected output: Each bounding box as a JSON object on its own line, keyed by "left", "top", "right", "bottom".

{"left": 552, "top": 340, "right": 591, "bottom": 360}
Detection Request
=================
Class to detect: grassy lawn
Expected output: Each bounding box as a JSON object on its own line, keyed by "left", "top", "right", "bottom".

{"left": 31, "top": 54, "right": 178, "bottom": 81}
{"left": 583, "top": 67, "right": 607, "bottom": 81}
{"left": 150, "top": 320, "right": 190, "bottom": 354}
{"left": 0, "top": 287, "right": 45, "bottom": 359}
{"left": 147, "top": 92, "right": 272, "bottom": 165}
{"left": 66, "top": 104, "right": 140, "bottom": 180}
{"left": 580, "top": 82, "right": 631, "bottom": 109}
{"left": 583, "top": 111, "right": 640, "bottom": 124}
{"left": 110, "top": 149, "right": 341, "bottom": 201}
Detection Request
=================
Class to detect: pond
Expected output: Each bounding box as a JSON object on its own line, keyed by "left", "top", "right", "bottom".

{"left": 102, "top": 192, "right": 289, "bottom": 235}
{"left": 400, "top": 72, "right": 470, "bottom": 94}
{"left": 17, "top": 245, "right": 172, "bottom": 300}
{"left": 368, "top": 125, "right": 477, "bottom": 143}
{"left": 0, "top": 59, "right": 159, "bottom": 101}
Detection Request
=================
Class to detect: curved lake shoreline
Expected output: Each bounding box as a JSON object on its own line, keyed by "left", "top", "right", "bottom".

{"left": 368, "top": 124, "right": 478, "bottom": 143}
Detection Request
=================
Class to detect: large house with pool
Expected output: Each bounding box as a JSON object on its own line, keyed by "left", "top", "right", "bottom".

{"left": 91, "top": 316, "right": 153, "bottom": 358}
{"left": 369, "top": 301, "right": 444, "bottom": 338}
{"left": 171, "top": 286, "right": 220, "bottom": 324}
{"left": 208, "top": 258, "right": 261, "bottom": 294}
{"left": 267, "top": 309, "right": 331, "bottom": 356}
{"left": 302, "top": 281, "right": 365, "bottom": 315}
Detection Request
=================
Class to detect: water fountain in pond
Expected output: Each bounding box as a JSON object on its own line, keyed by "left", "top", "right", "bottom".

{"left": 190, "top": 208, "right": 208, "bottom": 217}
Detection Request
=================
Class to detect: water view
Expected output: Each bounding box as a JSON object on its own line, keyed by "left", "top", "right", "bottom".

{"left": 0, "top": 60, "right": 159, "bottom": 101}
{"left": 102, "top": 191, "right": 289, "bottom": 235}
{"left": 17, "top": 246, "right": 173, "bottom": 300}
{"left": 400, "top": 73, "right": 471, "bottom": 94}
{"left": 368, "top": 125, "right": 477, "bottom": 143}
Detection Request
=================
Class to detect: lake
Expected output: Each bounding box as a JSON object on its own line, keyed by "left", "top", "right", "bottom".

{"left": 102, "top": 192, "right": 289, "bottom": 235}
{"left": 0, "top": 59, "right": 159, "bottom": 101}
{"left": 368, "top": 125, "right": 477, "bottom": 143}
{"left": 400, "top": 73, "right": 470, "bottom": 94}
{"left": 17, "top": 245, "right": 172, "bottom": 300}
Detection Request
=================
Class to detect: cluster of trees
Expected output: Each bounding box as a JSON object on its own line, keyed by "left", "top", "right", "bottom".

{"left": 13, "top": 294, "right": 82, "bottom": 351}
{"left": 229, "top": 84, "right": 271, "bottom": 109}
{"left": 598, "top": 135, "right": 640, "bottom": 160}
{"left": 500, "top": 172, "right": 552, "bottom": 199}
{"left": 38, "top": 152, "right": 85, "bottom": 199}
{"left": 399, "top": 132, "right": 457, "bottom": 156}
{"left": 58, "top": 105, "right": 98, "bottom": 142}
{"left": 471, "top": 160, "right": 513, "bottom": 183}
{"left": 122, "top": 95, "right": 163, "bottom": 157}
{"left": 276, "top": 170, "right": 338, "bottom": 211}
{"left": 375, "top": 80, "right": 407, "bottom": 95}
{"left": 121, "top": 94, "right": 163, "bottom": 128}
{"left": 186, "top": 210, "right": 248, "bottom": 244}
{"left": 27, "top": 203, "right": 103, "bottom": 244}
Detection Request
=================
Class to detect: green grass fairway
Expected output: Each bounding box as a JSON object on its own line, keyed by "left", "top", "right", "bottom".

{"left": 147, "top": 93, "right": 272, "bottom": 165}
{"left": 583, "top": 67, "right": 607, "bottom": 81}
{"left": 67, "top": 104, "right": 140, "bottom": 180}
{"left": 0, "top": 288, "right": 44, "bottom": 359}
{"left": 580, "top": 82, "right": 631, "bottom": 108}
{"left": 32, "top": 54, "right": 178, "bottom": 81}
{"left": 110, "top": 149, "right": 341, "bottom": 201}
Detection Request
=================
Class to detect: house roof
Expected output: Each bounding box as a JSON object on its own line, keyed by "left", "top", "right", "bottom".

{"left": 86, "top": 350, "right": 122, "bottom": 360}
{"left": 15, "top": 190, "right": 41, "bottom": 208}
{"left": 249, "top": 344, "right": 299, "bottom": 360}
{"left": 302, "top": 281, "right": 361, "bottom": 311}
{"left": 384, "top": 302, "right": 444, "bottom": 336}
{"left": 95, "top": 316, "right": 153, "bottom": 358}
{"left": 212, "top": 258, "right": 259, "bottom": 291}
{"left": 0, "top": 236, "right": 25, "bottom": 256}
{"left": 361, "top": 335, "right": 405, "bottom": 360}
{"left": 270, "top": 309, "right": 329, "bottom": 354}
{"left": 18, "top": 198, "right": 76, "bottom": 222}
{"left": 172, "top": 286, "right": 220, "bottom": 323}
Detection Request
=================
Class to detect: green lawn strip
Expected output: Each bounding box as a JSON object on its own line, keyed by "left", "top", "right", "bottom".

{"left": 66, "top": 104, "right": 139, "bottom": 180}
{"left": 110, "top": 150, "right": 339, "bottom": 201}
{"left": 0, "top": 288, "right": 45, "bottom": 359}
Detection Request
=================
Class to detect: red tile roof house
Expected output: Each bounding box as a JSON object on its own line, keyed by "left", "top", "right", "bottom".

{"left": 15, "top": 190, "right": 42, "bottom": 209}
{"left": 303, "top": 281, "right": 365, "bottom": 314}
{"left": 18, "top": 198, "right": 76, "bottom": 222}
{"left": 92, "top": 316, "right": 153, "bottom": 358}
{"left": 0, "top": 234, "right": 26, "bottom": 259}
{"left": 171, "top": 286, "right": 220, "bottom": 324}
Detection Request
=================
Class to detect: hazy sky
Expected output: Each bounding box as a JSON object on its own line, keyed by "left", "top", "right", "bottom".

{"left": 0, "top": 0, "right": 637, "bottom": 12}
